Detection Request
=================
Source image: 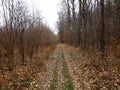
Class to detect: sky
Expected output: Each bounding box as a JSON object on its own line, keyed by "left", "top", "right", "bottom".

{"left": 25, "top": 0, "right": 60, "bottom": 34}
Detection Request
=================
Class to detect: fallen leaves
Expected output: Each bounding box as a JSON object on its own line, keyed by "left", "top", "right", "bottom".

{"left": 65, "top": 45, "right": 120, "bottom": 90}
{"left": 0, "top": 44, "right": 120, "bottom": 90}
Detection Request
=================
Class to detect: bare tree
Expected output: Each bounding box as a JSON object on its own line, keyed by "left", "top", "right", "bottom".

{"left": 0, "top": 0, "right": 16, "bottom": 71}
{"left": 14, "top": 0, "right": 28, "bottom": 64}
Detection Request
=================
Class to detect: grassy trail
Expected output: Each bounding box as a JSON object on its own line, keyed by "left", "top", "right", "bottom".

{"left": 50, "top": 45, "right": 73, "bottom": 90}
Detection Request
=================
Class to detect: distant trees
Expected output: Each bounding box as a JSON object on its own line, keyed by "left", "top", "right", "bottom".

{"left": 0, "top": 0, "right": 57, "bottom": 71}
{"left": 57, "top": 0, "right": 120, "bottom": 57}
{"left": 57, "top": 0, "right": 120, "bottom": 75}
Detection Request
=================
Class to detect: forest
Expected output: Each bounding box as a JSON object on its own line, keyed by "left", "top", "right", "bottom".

{"left": 0, "top": 0, "right": 120, "bottom": 90}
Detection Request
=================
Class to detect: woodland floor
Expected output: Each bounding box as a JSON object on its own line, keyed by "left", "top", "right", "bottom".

{"left": 32, "top": 44, "right": 120, "bottom": 90}
{"left": 29, "top": 44, "right": 120, "bottom": 90}
{"left": 0, "top": 44, "right": 120, "bottom": 90}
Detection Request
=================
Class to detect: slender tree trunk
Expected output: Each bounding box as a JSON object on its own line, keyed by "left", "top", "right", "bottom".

{"left": 100, "top": 0, "right": 105, "bottom": 55}
{"left": 100, "top": 0, "right": 107, "bottom": 71}
{"left": 20, "top": 34, "right": 25, "bottom": 64}
{"left": 71, "top": 0, "right": 77, "bottom": 46}
{"left": 77, "top": 0, "right": 82, "bottom": 47}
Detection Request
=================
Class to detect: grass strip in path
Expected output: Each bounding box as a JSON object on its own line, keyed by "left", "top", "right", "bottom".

{"left": 61, "top": 50, "right": 73, "bottom": 90}
{"left": 50, "top": 58, "right": 58, "bottom": 90}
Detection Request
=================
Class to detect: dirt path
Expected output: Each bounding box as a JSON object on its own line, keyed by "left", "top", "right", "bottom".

{"left": 49, "top": 44, "right": 73, "bottom": 90}
{"left": 37, "top": 46, "right": 60, "bottom": 90}
{"left": 31, "top": 44, "right": 74, "bottom": 90}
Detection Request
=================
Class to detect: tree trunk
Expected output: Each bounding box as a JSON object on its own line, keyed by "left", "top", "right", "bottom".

{"left": 100, "top": 0, "right": 105, "bottom": 55}
{"left": 100, "top": 0, "right": 107, "bottom": 71}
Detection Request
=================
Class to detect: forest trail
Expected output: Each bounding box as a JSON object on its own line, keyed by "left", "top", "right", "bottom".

{"left": 0, "top": 0, "right": 119, "bottom": 90}
{"left": 35, "top": 44, "right": 74, "bottom": 90}
{"left": 31, "top": 44, "right": 120, "bottom": 90}
{"left": 49, "top": 44, "right": 73, "bottom": 90}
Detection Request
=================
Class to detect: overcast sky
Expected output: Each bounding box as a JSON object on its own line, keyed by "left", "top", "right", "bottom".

{"left": 25, "top": 0, "right": 60, "bottom": 34}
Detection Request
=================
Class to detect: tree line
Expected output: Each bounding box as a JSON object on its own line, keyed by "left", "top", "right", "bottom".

{"left": 0, "top": 0, "right": 57, "bottom": 71}
{"left": 57, "top": 0, "right": 119, "bottom": 56}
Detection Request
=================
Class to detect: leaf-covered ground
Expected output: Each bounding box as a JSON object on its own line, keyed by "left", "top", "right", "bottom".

{"left": 0, "top": 44, "right": 120, "bottom": 90}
